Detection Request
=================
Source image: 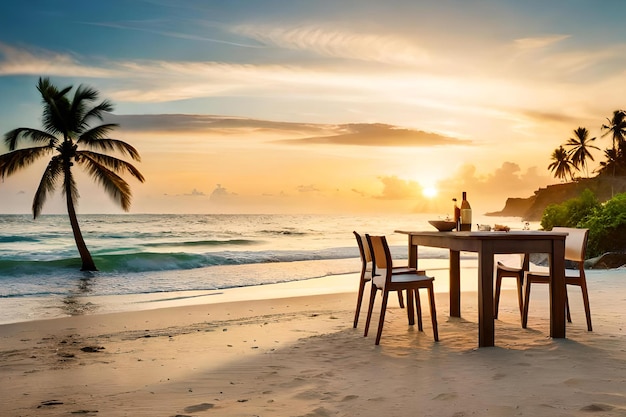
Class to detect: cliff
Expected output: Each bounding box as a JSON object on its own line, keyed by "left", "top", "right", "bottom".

{"left": 487, "top": 176, "right": 626, "bottom": 221}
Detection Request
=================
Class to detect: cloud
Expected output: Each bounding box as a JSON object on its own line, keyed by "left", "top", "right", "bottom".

{"left": 436, "top": 162, "right": 552, "bottom": 210}
{"left": 275, "top": 123, "right": 465, "bottom": 147}
{"left": 208, "top": 184, "right": 238, "bottom": 202}
{"left": 184, "top": 188, "right": 205, "bottom": 196}
{"left": 105, "top": 58, "right": 378, "bottom": 103}
{"left": 105, "top": 113, "right": 326, "bottom": 135}
{"left": 297, "top": 184, "right": 320, "bottom": 193}
{"left": 86, "top": 20, "right": 263, "bottom": 49}
{"left": 520, "top": 110, "right": 583, "bottom": 125}
{"left": 232, "top": 24, "right": 431, "bottom": 66}
{"left": 362, "top": 162, "right": 555, "bottom": 214}
{"left": 375, "top": 176, "right": 423, "bottom": 200}
{"left": 0, "top": 42, "right": 116, "bottom": 78}
{"left": 514, "top": 34, "right": 570, "bottom": 50}
{"left": 107, "top": 114, "right": 465, "bottom": 149}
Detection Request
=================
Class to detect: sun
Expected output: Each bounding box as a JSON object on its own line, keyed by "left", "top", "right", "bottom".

{"left": 422, "top": 186, "right": 438, "bottom": 199}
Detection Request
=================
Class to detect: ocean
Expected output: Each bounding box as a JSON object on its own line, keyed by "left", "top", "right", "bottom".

{"left": 0, "top": 213, "right": 527, "bottom": 324}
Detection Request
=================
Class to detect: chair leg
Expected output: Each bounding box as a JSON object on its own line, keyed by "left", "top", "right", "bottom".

{"left": 522, "top": 279, "right": 531, "bottom": 328}
{"left": 415, "top": 288, "right": 423, "bottom": 331}
{"left": 375, "top": 291, "right": 390, "bottom": 345}
{"left": 579, "top": 281, "right": 593, "bottom": 331}
{"left": 364, "top": 285, "right": 377, "bottom": 337}
{"left": 494, "top": 272, "right": 503, "bottom": 319}
{"left": 428, "top": 285, "right": 439, "bottom": 342}
{"left": 397, "top": 290, "right": 405, "bottom": 308}
{"left": 516, "top": 274, "right": 524, "bottom": 323}
{"left": 353, "top": 277, "right": 367, "bottom": 328}
{"left": 565, "top": 289, "right": 572, "bottom": 323}
{"left": 406, "top": 289, "right": 415, "bottom": 326}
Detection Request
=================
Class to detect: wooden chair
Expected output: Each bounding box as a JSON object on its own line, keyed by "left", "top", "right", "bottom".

{"left": 352, "top": 231, "right": 420, "bottom": 328}
{"left": 494, "top": 254, "right": 527, "bottom": 322}
{"left": 363, "top": 234, "right": 438, "bottom": 345}
{"left": 522, "top": 227, "right": 592, "bottom": 331}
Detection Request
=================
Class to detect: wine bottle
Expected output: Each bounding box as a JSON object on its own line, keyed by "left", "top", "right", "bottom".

{"left": 453, "top": 198, "right": 461, "bottom": 230}
{"left": 460, "top": 191, "right": 472, "bottom": 231}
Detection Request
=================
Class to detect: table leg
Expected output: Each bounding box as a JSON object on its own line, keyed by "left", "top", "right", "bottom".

{"left": 478, "top": 245, "right": 495, "bottom": 347}
{"left": 550, "top": 239, "right": 566, "bottom": 338}
{"left": 408, "top": 239, "right": 418, "bottom": 269}
{"left": 449, "top": 250, "right": 461, "bottom": 317}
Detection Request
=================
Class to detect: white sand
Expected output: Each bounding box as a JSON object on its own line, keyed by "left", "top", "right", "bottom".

{"left": 1, "top": 264, "right": 625, "bottom": 416}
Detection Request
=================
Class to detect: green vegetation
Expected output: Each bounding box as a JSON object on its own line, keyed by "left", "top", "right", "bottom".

{"left": 540, "top": 189, "right": 600, "bottom": 230}
{"left": 540, "top": 189, "right": 626, "bottom": 258}
{"left": 0, "top": 77, "right": 145, "bottom": 271}
{"left": 580, "top": 193, "right": 626, "bottom": 258}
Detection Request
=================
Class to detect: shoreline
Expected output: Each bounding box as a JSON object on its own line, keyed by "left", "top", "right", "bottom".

{"left": 1, "top": 256, "right": 622, "bottom": 327}
{"left": 0, "top": 258, "right": 475, "bottom": 325}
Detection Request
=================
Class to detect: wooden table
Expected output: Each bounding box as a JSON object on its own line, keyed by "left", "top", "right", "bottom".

{"left": 395, "top": 230, "right": 567, "bottom": 347}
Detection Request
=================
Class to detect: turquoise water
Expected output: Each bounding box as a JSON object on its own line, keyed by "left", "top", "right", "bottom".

{"left": 0, "top": 213, "right": 525, "bottom": 323}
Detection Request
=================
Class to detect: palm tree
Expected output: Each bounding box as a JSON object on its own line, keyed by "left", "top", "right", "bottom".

{"left": 0, "top": 77, "right": 145, "bottom": 271}
{"left": 548, "top": 145, "right": 575, "bottom": 182}
{"left": 596, "top": 147, "right": 625, "bottom": 176}
{"left": 601, "top": 110, "right": 626, "bottom": 153}
{"left": 564, "top": 127, "right": 599, "bottom": 177}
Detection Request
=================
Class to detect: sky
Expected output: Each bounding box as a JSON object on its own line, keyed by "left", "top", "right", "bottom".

{"left": 1, "top": 0, "right": 625, "bottom": 215}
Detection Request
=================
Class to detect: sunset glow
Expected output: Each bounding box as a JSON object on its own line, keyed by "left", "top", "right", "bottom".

{"left": 422, "top": 187, "right": 438, "bottom": 199}
{"left": 1, "top": 1, "right": 625, "bottom": 215}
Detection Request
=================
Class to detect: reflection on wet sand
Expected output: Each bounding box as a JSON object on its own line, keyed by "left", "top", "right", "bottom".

{"left": 61, "top": 277, "right": 97, "bottom": 316}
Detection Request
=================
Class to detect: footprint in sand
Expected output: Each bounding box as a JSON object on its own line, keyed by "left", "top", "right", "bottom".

{"left": 183, "top": 403, "right": 214, "bottom": 413}
{"left": 580, "top": 403, "right": 615, "bottom": 412}
{"left": 433, "top": 392, "right": 458, "bottom": 400}
{"left": 341, "top": 395, "right": 359, "bottom": 401}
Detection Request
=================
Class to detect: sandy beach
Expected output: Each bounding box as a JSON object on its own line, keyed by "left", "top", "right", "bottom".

{"left": 1, "top": 264, "right": 626, "bottom": 417}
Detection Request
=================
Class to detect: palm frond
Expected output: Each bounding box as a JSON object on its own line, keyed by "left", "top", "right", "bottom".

{"left": 80, "top": 101, "right": 115, "bottom": 130}
{"left": 78, "top": 134, "right": 142, "bottom": 162}
{"left": 4, "top": 128, "right": 58, "bottom": 150}
{"left": 77, "top": 151, "right": 145, "bottom": 182}
{"left": 77, "top": 123, "right": 119, "bottom": 144}
{"left": 37, "top": 77, "right": 64, "bottom": 100}
{"left": 77, "top": 157, "right": 133, "bottom": 211}
{"left": 32, "top": 156, "right": 63, "bottom": 218}
{"left": 0, "top": 146, "right": 53, "bottom": 179}
{"left": 71, "top": 84, "right": 100, "bottom": 131}
{"left": 38, "top": 77, "right": 73, "bottom": 135}
{"left": 73, "top": 84, "right": 99, "bottom": 105}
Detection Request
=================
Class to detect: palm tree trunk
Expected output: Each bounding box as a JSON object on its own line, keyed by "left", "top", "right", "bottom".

{"left": 66, "top": 189, "right": 97, "bottom": 271}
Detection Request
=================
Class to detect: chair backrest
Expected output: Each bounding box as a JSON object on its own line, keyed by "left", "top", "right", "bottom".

{"left": 365, "top": 234, "right": 393, "bottom": 289}
{"left": 353, "top": 231, "right": 374, "bottom": 280}
{"left": 552, "top": 227, "right": 588, "bottom": 262}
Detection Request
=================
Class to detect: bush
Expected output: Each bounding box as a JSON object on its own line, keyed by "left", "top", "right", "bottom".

{"left": 580, "top": 193, "right": 626, "bottom": 257}
{"left": 540, "top": 188, "right": 600, "bottom": 230}
{"left": 540, "top": 189, "right": 626, "bottom": 258}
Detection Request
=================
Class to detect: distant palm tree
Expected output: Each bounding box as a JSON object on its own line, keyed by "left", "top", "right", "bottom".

{"left": 601, "top": 110, "right": 626, "bottom": 153}
{"left": 0, "top": 77, "right": 145, "bottom": 271}
{"left": 596, "top": 147, "right": 626, "bottom": 176}
{"left": 564, "top": 127, "right": 599, "bottom": 177}
{"left": 548, "top": 145, "right": 575, "bottom": 182}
